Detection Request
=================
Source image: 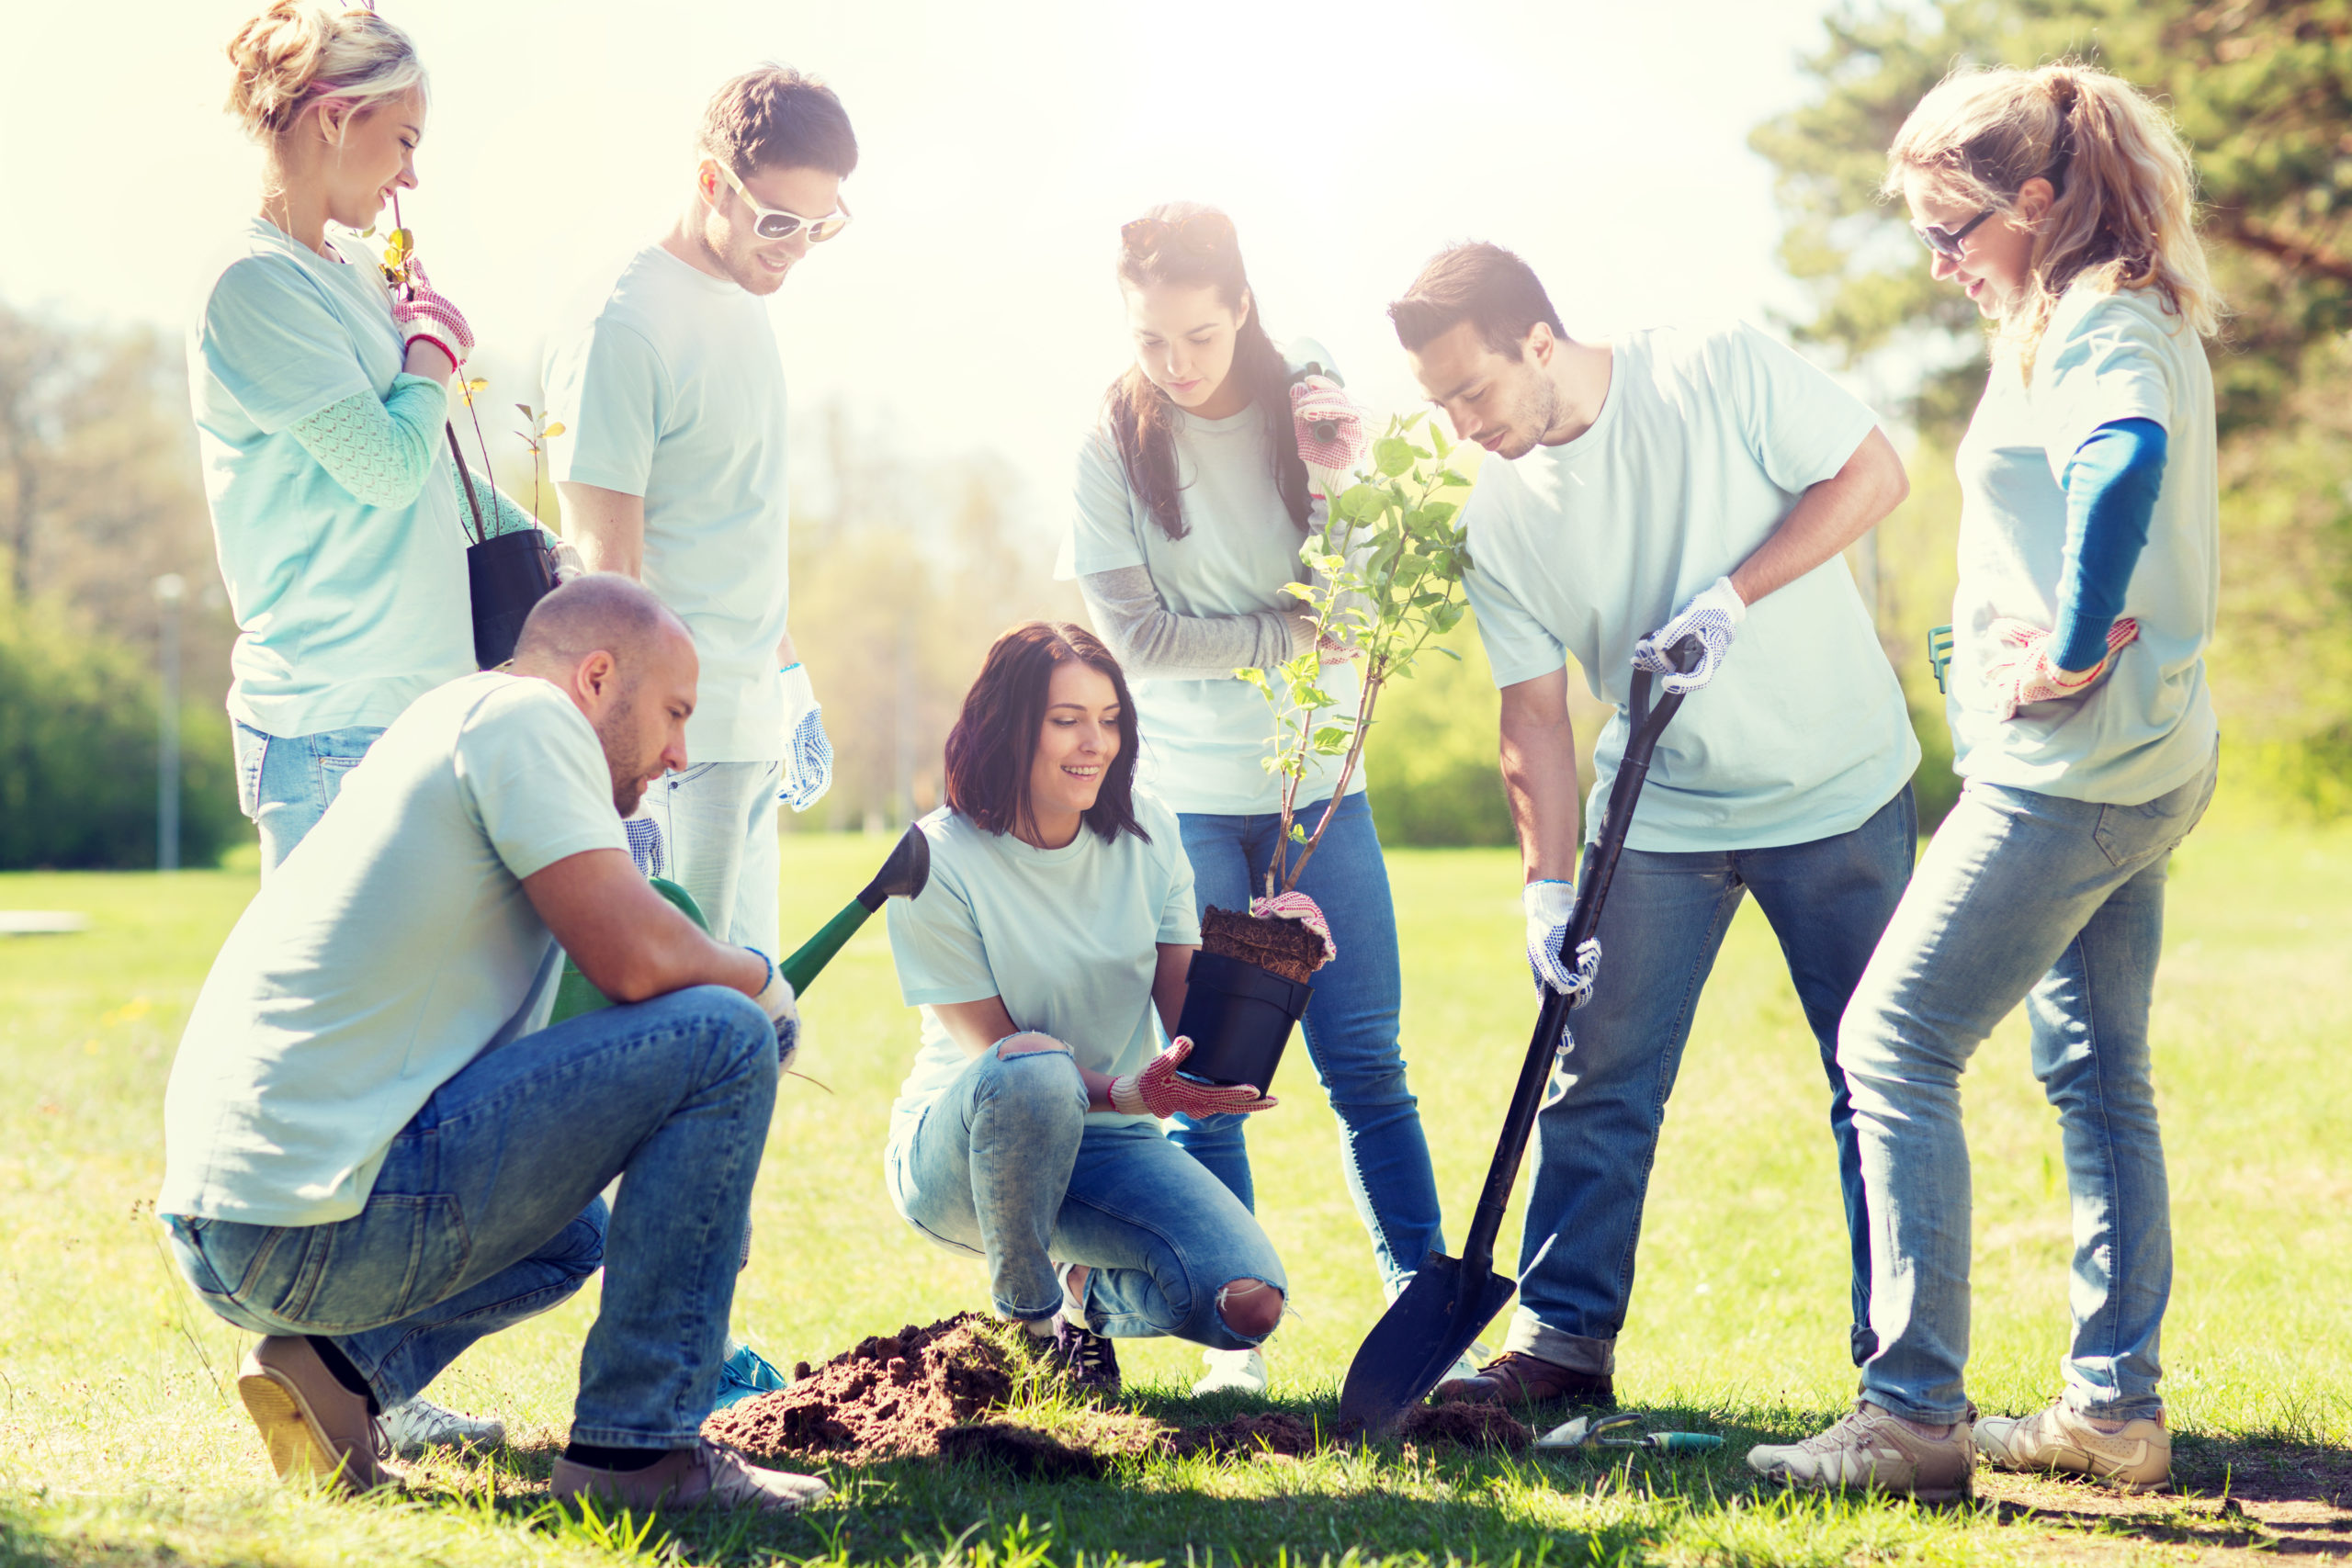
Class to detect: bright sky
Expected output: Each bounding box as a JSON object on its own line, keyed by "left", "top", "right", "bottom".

{"left": 0, "top": 0, "right": 1857, "bottom": 526}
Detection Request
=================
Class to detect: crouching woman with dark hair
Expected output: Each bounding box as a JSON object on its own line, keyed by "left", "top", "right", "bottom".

{"left": 883, "top": 622, "right": 1287, "bottom": 1390}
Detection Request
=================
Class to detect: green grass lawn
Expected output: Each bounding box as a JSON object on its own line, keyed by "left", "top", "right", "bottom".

{"left": 3, "top": 797, "right": 2347, "bottom": 1566}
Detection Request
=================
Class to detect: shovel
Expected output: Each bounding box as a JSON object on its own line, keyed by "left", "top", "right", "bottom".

{"left": 1337, "top": 637, "right": 1703, "bottom": 1437}
{"left": 779, "top": 822, "right": 931, "bottom": 995}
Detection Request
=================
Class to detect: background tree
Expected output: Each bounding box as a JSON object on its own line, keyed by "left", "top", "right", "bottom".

{"left": 1751, "top": 0, "right": 2352, "bottom": 811}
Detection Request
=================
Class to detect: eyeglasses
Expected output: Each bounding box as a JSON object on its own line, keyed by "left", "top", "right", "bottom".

{"left": 1915, "top": 207, "right": 1996, "bottom": 263}
{"left": 711, "top": 161, "right": 853, "bottom": 243}
{"left": 1121, "top": 211, "right": 1234, "bottom": 257}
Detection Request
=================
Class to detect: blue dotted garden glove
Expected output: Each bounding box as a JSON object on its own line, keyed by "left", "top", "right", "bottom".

{"left": 1633, "top": 576, "right": 1746, "bottom": 694}
{"left": 1523, "top": 879, "right": 1601, "bottom": 1005}
{"left": 776, "top": 663, "right": 833, "bottom": 811}
{"left": 746, "top": 946, "right": 800, "bottom": 1068}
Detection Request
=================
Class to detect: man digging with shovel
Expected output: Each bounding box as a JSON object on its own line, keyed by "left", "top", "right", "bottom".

{"left": 158, "top": 577, "right": 824, "bottom": 1511}
{"left": 1389, "top": 243, "right": 1918, "bottom": 1415}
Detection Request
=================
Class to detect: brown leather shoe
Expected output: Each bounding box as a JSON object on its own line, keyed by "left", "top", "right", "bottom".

{"left": 237, "top": 1337, "right": 395, "bottom": 1494}
{"left": 551, "top": 1440, "right": 831, "bottom": 1513}
{"left": 1434, "top": 1350, "right": 1613, "bottom": 1412}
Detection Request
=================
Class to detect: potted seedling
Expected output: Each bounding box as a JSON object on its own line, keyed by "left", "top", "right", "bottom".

{"left": 378, "top": 209, "right": 559, "bottom": 668}
{"left": 1176, "top": 385, "right": 1476, "bottom": 1090}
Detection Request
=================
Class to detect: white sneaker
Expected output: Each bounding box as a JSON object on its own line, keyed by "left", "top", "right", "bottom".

{"left": 1747, "top": 1399, "right": 1975, "bottom": 1502}
{"left": 376, "top": 1393, "right": 505, "bottom": 1458}
{"left": 1975, "top": 1400, "right": 2169, "bottom": 1492}
{"left": 1191, "top": 1347, "right": 1269, "bottom": 1396}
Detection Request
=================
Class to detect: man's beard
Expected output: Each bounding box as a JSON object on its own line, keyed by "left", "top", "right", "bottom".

{"left": 1499, "top": 375, "right": 1564, "bottom": 459}
{"left": 596, "top": 692, "right": 653, "bottom": 817}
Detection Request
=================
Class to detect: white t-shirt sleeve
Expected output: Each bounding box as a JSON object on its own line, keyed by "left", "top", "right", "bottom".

{"left": 1462, "top": 483, "right": 1569, "bottom": 690}
{"left": 887, "top": 843, "right": 1000, "bottom": 1007}
{"left": 453, "top": 685, "right": 631, "bottom": 880}
{"left": 201, "top": 256, "right": 376, "bottom": 434}
{"left": 545, "top": 318, "right": 667, "bottom": 498}
{"left": 1069, "top": 429, "right": 1149, "bottom": 574}
{"left": 1717, "top": 321, "right": 1879, "bottom": 493}
{"left": 1148, "top": 802, "right": 1202, "bottom": 944}
{"left": 2034, "top": 294, "right": 2176, "bottom": 483}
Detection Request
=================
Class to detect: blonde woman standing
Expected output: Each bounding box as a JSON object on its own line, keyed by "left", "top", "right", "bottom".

{"left": 1751, "top": 62, "right": 2223, "bottom": 1500}
{"left": 189, "top": 0, "right": 532, "bottom": 1458}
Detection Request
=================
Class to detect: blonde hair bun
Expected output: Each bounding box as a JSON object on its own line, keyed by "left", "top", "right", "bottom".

{"left": 224, "top": 0, "right": 425, "bottom": 141}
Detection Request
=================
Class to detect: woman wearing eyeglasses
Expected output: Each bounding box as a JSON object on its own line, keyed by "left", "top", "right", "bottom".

{"left": 1750, "top": 63, "right": 2223, "bottom": 1499}
{"left": 1067, "top": 203, "right": 1446, "bottom": 1395}
{"left": 194, "top": 1, "right": 499, "bottom": 877}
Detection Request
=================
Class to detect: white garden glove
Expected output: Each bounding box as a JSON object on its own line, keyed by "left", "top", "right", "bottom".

{"left": 1522, "top": 879, "right": 1601, "bottom": 1006}
{"left": 775, "top": 663, "right": 833, "bottom": 811}
{"left": 745, "top": 946, "right": 800, "bottom": 1067}
{"left": 1633, "top": 576, "right": 1747, "bottom": 694}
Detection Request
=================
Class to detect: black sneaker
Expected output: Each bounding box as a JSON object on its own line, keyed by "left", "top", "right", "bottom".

{"left": 1042, "top": 1312, "right": 1121, "bottom": 1394}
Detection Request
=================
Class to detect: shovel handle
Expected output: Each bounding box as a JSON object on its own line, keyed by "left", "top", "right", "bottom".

{"left": 1459, "top": 637, "right": 1703, "bottom": 1274}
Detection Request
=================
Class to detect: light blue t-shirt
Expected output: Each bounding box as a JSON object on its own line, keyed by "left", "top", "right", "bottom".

{"left": 187, "top": 219, "right": 473, "bottom": 737}
{"left": 884, "top": 793, "right": 1201, "bottom": 1154}
{"left": 1948, "top": 284, "right": 2219, "bottom": 803}
{"left": 159, "top": 673, "right": 629, "bottom": 1225}
{"left": 1066, "top": 355, "right": 1367, "bottom": 816}
{"left": 1463, "top": 321, "right": 1918, "bottom": 852}
{"left": 545, "top": 245, "right": 791, "bottom": 762}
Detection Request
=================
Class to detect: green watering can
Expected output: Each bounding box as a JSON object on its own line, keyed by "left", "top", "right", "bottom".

{"left": 548, "top": 825, "right": 932, "bottom": 1026}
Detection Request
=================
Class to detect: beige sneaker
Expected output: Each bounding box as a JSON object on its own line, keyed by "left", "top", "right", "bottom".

{"left": 236, "top": 1337, "right": 396, "bottom": 1495}
{"left": 551, "top": 1439, "right": 830, "bottom": 1513}
{"left": 1747, "top": 1400, "right": 1975, "bottom": 1502}
{"left": 1975, "top": 1400, "right": 2168, "bottom": 1492}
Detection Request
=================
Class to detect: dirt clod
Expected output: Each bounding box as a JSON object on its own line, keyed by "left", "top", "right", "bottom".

{"left": 1200, "top": 907, "right": 1327, "bottom": 987}
{"left": 1396, "top": 1402, "right": 1533, "bottom": 1452}
{"left": 703, "top": 1313, "right": 1017, "bottom": 1462}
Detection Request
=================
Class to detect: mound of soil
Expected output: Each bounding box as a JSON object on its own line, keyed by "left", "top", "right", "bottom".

{"left": 1396, "top": 1402, "right": 1532, "bottom": 1452}
{"left": 703, "top": 1314, "right": 1016, "bottom": 1462}
{"left": 1170, "top": 1411, "right": 1320, "bottom": 1460}
{"left": 1200, "top": 907, "right": 1327, "bottom": 987}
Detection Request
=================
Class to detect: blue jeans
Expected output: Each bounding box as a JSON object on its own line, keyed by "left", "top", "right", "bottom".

{"left": 887, "top": 1042, "right": 1286, "bottom": 1349}
{"left": 1173, "top": 792, "right": 1444, "bottom": 1292}
{"left": 1505, "top": 786, "right": 1917, "bottom": 1375}
{"left": 1843, "top": 751, "right": 2218, "bottom": 1426}
{"left": 163, "top": 986, "right": 778, "bottom": 1447}
{"left": 232, "top": 721, "right": 386, "bottom": 877}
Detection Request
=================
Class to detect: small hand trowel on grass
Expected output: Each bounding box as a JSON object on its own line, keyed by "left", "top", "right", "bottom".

{"left": 1336, "top": 637, "right": 1705, "bottom": 1438}
{"left": 1536, "top": 1411, "right": 1724, "bottom": 1453}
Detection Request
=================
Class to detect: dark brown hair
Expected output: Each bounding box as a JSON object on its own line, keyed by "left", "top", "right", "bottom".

{"left": 944, "top": 623, "right": 1148, "bottom": 845}
{"left": 1388, "top": 242, "right": 1566, "bottom": 358}
{"left": 1106, "top": 202, "right": 1309, "bottom": 543}
{"left": 698, "top": 64, "right": 858, "bottom": 178}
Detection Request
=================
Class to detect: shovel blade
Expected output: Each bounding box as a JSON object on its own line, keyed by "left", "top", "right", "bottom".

{"left": 1336, "top": 1253, "right": 1517, "bottom": 1438}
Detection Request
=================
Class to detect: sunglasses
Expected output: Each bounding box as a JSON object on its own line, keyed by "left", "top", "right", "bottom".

{"left": 1916, "top": 206, "right": 1996, "bottom": 263}
{"left": 712, "top": 161, "right": 853, "bottom": 243}
{"left": 1121, "top": 211, "right": 1234, "bottom": 257}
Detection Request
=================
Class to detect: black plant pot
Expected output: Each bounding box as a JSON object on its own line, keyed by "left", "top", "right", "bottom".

{"left": 468, "top": 530, "right": 555, "bottom": 670}
{"left": 1174, "top": 950, "right": 1313, "bottom": 1092}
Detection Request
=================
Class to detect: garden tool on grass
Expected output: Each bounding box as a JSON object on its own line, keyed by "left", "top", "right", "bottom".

{"left": 778, "top": 822, "right": 929, "bottom": 995}
{"left": 1336, "top": 636, "right": 1706, "bottom": 1438}
{"left": 1536, "top": 1411, "right": 1724, "bottom": 1453}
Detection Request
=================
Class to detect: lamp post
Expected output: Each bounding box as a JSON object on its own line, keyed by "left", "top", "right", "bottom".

{"left": 153, "top": 573, "right": 184, "bottom": 874}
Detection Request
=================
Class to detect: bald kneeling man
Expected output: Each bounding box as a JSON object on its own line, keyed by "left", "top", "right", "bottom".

{"left": 157, "top": 575, "right": 822, "bottom": 1512}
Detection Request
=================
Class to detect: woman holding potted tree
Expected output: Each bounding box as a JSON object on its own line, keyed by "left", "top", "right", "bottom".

{"left": 194, "top": 0, "right": 548, "bottom": 877}
{"left": 1068, "top": 203, "right": 1446, "bottom": 1393}
{"left": 883, "top": 622, "right": 1286, "bottom": 1393}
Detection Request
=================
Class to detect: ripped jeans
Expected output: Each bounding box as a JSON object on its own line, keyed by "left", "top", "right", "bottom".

{"left": 885, "top": 1041, "right": 1287, "bottom": 1349}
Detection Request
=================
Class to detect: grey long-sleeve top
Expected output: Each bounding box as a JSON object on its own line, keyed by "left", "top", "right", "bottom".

{"left": 1077, "top": 565, "right": 1314, "bottom": 681}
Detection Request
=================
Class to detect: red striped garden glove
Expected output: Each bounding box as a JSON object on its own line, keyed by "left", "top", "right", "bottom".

{"left": 1249, "top": 889, "right": 1338, "bottom": 967}
{"left": 391, "top": 254, "right": 474, "bottom": 371}
{"left": 1110, "top": 1036, "right": 1279, "bottom": 1117}
{"left": 1983, "top": 616, "right": 2139, "bottom": 721}
{"left": 1291, "top": 376, "right": 1371, "bottom": 473}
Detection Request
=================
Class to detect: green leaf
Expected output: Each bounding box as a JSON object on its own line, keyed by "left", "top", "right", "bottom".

{"left": 1373, "top": 437, "right": 1416, "bottom": 478}
{"left": 1429, "top": 423, "right": 1453, "bottom": 458}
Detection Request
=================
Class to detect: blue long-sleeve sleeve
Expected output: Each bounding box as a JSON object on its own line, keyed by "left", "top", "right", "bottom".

{"left": 2052, "top": 417, "right": 2167, "bottom": 671}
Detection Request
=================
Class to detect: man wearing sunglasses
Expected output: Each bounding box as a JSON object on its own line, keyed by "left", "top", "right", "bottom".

{"left": 541, "top": 63, "right": 856, "bottom": 1406}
